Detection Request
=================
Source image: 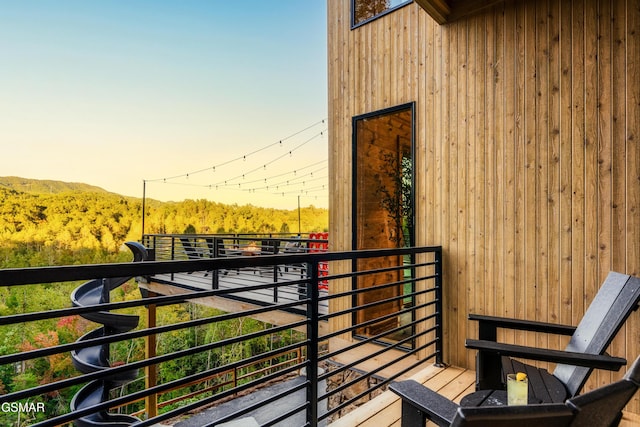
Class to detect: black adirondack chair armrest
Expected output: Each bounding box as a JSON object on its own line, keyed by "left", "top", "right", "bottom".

{"left": 469, "top": 314, "right": 576, "bottom": 336}
{"left": 389, "top": 380, "right": 458, "bottom": 426}
{"left": 465, "top": 339, "right": 627, "bottom": 371}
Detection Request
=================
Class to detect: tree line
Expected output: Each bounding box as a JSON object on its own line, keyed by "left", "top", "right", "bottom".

{"left": 0, "top": 183, "right": 328, "bottom": 267}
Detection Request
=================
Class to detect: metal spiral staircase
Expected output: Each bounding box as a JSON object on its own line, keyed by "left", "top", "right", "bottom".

{"left": 70, "top": 241, "right": 148, "bottom": 427}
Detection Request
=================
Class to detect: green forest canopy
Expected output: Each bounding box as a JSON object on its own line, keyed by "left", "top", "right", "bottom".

{"left": 0, "top": 176, "right": 328, "bottom": 267}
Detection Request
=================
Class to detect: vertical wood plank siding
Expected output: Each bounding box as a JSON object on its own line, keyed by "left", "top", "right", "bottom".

{"left": 328, "top": 0, "right": 640, "bottom": 412}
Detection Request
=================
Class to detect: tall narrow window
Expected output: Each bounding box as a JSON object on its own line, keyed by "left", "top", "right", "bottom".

{"left": 352, "top": 103, "right": 414, "bottom": 343}
{"left": 352, "top": 0, "right": 412, "bottom": 27}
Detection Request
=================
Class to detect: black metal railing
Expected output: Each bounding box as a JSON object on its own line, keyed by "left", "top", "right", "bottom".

{"left": 0, "top": 243, "right": 442, "bottom": 427}
{"left": 142, "top": 233, "right": 330, "bottom": 315}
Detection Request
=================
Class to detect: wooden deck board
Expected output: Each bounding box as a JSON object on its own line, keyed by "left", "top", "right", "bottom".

{"left": 328, "top": 363, "right": 640, "bottom": 427}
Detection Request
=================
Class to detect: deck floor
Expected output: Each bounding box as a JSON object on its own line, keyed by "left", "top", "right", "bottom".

{"left": 328, "top": 363, "right": 640, "bottom": 427}
{"left": 152, "top": 267, "right": 329, "bottom": 315}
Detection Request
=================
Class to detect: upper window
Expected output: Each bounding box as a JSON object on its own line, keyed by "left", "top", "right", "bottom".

{"left": 352, "top": 0, "right": 412, "bottom": 28}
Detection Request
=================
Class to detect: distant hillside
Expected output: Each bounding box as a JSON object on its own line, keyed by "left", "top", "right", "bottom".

{"left": 0, "top": 176, "right": 110, "bottom": 195}
{"left": 0, "top": 177, "right": 328, "bottom": 261}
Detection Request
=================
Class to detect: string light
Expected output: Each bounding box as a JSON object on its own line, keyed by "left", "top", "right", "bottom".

{"left": 206, "top": 130, "right": 326, "bottom": 187}
{"left": 145, "top": 118, "right": 327, "bottom": 183}
{"left": 143, "top": 118, "right": 329, "bottom": 204}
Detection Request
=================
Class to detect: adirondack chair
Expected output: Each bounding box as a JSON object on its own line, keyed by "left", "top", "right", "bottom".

{"left": 180, "top": 237, "right": 211, "bottom": 277}
{"left": 389, "top": 355, "right": 640, "bottom": 427}
{"left": 259, "top": 239, "right": 281, "bottom": 277}
{"left": 180, "top": 237, "right": 202, "bottom": 260}
{"left": 466, "top": 271, "right": 640, "bottom": 401}
{"left": 204, "top": 237, "right": 239, "bottom": 276}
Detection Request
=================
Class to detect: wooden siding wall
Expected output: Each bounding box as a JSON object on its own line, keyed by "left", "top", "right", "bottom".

{"left": 328, "top": 0, "right": 640, "bottom": 412}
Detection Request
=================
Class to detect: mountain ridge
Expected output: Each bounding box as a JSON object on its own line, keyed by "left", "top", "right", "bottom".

{"left": 0, "top": 176, "right": 112, "bottom": 195}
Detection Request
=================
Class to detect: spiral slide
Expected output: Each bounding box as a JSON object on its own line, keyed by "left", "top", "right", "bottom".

{"left": 70, "top": 241, "right": 148, "bottom": 427}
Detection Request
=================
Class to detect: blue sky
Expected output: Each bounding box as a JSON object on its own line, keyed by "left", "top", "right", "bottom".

{"left": 0, "top": 1, "right": 328, "bottom": 208}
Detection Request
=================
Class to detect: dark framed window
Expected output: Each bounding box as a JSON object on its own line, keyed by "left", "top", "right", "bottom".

{"left": 352, "top": 0, "right": 413, "bottom": 28}
{"left": 353, "top": 103, "right": 415, "bottom": 252}
{"left": 352, "top": 103, "right": 415, "bottom": 346}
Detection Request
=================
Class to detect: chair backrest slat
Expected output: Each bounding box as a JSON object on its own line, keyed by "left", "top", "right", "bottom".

{"left": 554, "top": 272, "right": 640, "bottom": 396}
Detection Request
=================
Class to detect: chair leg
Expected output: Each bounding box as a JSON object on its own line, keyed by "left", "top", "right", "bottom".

{"left": 401, "top": 401, "right": 427, "bottom": 427}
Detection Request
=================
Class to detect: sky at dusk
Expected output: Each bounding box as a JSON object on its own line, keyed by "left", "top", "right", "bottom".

{"left": 0, "top": 1, "right": 328, "bottom": 209}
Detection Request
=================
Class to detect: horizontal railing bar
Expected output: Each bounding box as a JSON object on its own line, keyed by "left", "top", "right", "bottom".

{"left": 319, "top": 286, "right": 436, "bottom": 324}
{"left": 132, "top": 363, "right": 306, "bottom": 427}
{"left": 2, "top": 322, "right": 309, "bottom": 403}
{"left": 319, "top": 325, "right": 436, "bottom": 386}
{"left": 318, "top": 305, "right": 438, "bottom": 354}
{"left": 0, "top": 246, "right": 441, "bottom": 285}
{"left": 147, "top": 232, "right": 315, "bottom": 239}
{"left": 326, "top": 284, "right": 430, "bottom": 324}
{"left": 41, "top": 365, "right": 289, "bottom": 427}
{"left": 319, "top": 298, "right": 436, "bottom": 342}
{"left": 126, "top": 347, "right": 305, "bottom": 417}
{"left": 33, "top": 352, "right": 307, "bottom": 427}
{"left": 321, "top": 331, "right": 426, "bottom": 401}
{"left": 318, "top": 272, "right": 437, "bottom": 304}
{"left": 133, "top": 361, "right": 308, "bottom": 425}
{"left": 208, "top": 380, "right": 309, "bottom": 427}
{"left": 320, "top": 348, "right": 440, "bottom": 423}
{"left": 320, "top": 260, "right": 437, "bottom": 283}
{"left": 0, "top": 300, "right": 309, "bottom": 365}
{"left": 0, "top": 277, "right": 311, "bottom": 325}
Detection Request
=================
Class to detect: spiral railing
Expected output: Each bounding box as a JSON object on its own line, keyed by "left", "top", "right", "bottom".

{"left": 69, "top": 241, "right": 148, "bottom": 427}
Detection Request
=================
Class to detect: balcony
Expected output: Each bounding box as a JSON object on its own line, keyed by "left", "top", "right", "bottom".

{"left": 2, "top": 237, "right": 639, "bottom": 426}
{"left": 0, "top": 238, "right": 448, "bottom": 426}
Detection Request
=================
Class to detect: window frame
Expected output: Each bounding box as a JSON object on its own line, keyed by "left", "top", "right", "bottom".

{"left": 351, "top": 102, "right": 416, "bottom": 252}
{"left": 351, "top": 0, "right": 413, "bottom": 29}
{"left": 350, "top": 102, "right": 416, "bottom": 348}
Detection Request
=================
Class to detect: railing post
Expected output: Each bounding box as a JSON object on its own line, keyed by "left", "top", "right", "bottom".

{"left": 434, "top": 248, "right": 444, "bottom": 367}
{"left": 145, "top": 291, "right": 158, "bottom": 419}
{"left": 306, "top": 261, "right": 319, "bottom": 427}
{"left": 212, "top": 237, "right": 220, "bottom": 290}
{"left": 170, "top": 236, "right": 176, "bottom": 281}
